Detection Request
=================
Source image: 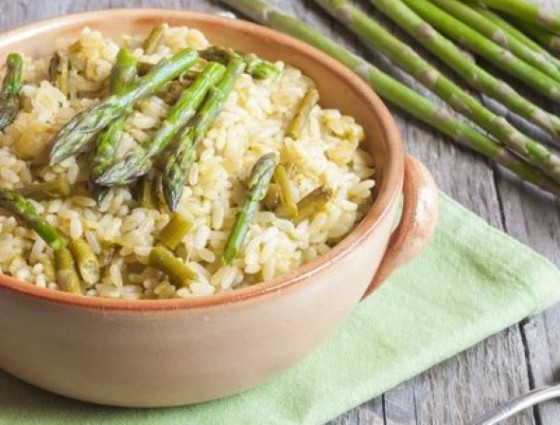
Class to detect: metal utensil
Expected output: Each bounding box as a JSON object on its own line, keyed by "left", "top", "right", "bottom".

{"left": 472, "top": 383, "right": 560, "bottom": 424}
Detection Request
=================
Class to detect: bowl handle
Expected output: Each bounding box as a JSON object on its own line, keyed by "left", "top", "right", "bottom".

{"left": 362, "top": 155, "right": 439, "bottom": 298}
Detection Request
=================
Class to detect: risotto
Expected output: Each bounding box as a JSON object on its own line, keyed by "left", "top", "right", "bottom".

{"left": 0, "top": 24, "right": 375, "bottom": 299}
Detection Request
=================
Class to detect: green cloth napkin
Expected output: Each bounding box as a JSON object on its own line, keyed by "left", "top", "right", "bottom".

{"left": 1, "top": 193, "right": 559, "bottom": 425}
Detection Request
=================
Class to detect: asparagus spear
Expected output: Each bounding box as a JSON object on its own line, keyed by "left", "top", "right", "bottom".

{"left": 273, "top": 164, "right": 298, "bottom": 218}
{"left": 0, "top": 188, "right": 65, "bottom": 250}
{"left": 97, "top": 61, "right": 227, "bottom": 186}
{"left": 158, "top": 79, "right": 191, "bottom": 104}
{"left": 219, "top": 0, "right": 560, "bottom": 197}
{"left": 429, "top": 0, "right": 560, "bottom": 83}
{"left": 143, "top": 24, "right": 165, "bottom": 55}
{"left": 69, "top": 239, "right": 100, "bottom": 286}
{"left": 316, "top": 0, "right": 560, "bottom": 182}
{"left": 508, "top": 17, "right": 560, "bottom": 56}
{"left": 17, "top": 175, "right": 71, "bottom": 200}
{"left": 293, "top": 186, "right": 332, "bottom": 224}
{"left": 366, "top": 0, "right": 560, "bottom": 141}
{"left": 48, "top": 51, "right": 70, "bottom": 97}
{"left": 148, "top": 246, "right": 198, "bottom": 287}
{"left": 54, "top": 246, "right": 82, "bottom": 294}
{"left": 223, "top": 152, "right": 277, "bottom": 264}
{"left": 286, "top": 88, "right": 319, "bottom": 140}
{"left": 49, "top": 48, "right": 199, "bottom": 165}
{"left": 162, "top": 58, "right": 246, "bottom": 211}
{"left": 199, "top": 46, "right": 280, "bottom": 80}
{"left": 0, "top": 53, "right": 23, "bottom": 131}
{"left": 90, "top": 46, "right": 138, "bottom": 202}
{"left": 157, "top": 212, "right": 192, "bottom": 250}
{"left": 472, "top": 0, "right": 560, "bottom": 34}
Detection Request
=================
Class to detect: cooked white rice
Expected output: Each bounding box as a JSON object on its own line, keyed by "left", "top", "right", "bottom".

{"left": 0, "top": 25, "right": 375, "bottom": 299}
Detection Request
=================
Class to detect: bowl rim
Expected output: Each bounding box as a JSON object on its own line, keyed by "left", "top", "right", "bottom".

{"left": 0, "top": 8, "right": 404, "bottom": 311}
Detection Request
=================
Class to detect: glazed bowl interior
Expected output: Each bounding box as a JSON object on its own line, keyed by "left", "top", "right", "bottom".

{"left": 0, "top": 9, "right": 403, "bottom": 308}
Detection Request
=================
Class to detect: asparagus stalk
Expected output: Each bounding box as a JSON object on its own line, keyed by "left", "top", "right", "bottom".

{"left": 69, "top": 239, "right": 100, "bottom": 286}
{"left": 97, "top": 61, "right": 227, "bottom": 186}
{"left": 157, "top": 212, "right": 192, "bottom": 250}
{"left": 509, "top": 17, "right": 560, "bottom": 56}
{"left": 17, "top": 175, "right": 71, "bottom": 200}
{"left": 398, "top": 0, "right": 560, "bottom": 104}
{"left": 294, "top": 186, "right": 332, "bottom": 224}
{"left": 0, "top": 188, "right": 65, "bottom": 250}
{"left": 430, "top": 0, "right": 560, "bottom": 83}
{"left": 162, "top": 58, "right": 246, "bottom": 211}
{"left": 472, "top": 0, "right": 560, "bottom": 34}
{"left": 0, "top": 53, "right": 23, "bottom": 131}
{"left": 219, "top": 0, "right": 560, "bottom": 197}
{"left": 264, "top": 182, "right": 281, "bottom": 210}
{"left": 223, "top": 152, "right": 277, "bottom": 264}
{"left": 273, "top": 164, "right": 298, "bottom": 218}
{"left": 54, "top": 246, "right": 82, "bottom": 294}
{"left": 48, "top": 51, "right": 70, "bottom": 97}
{"left": 137, "top": 175, "right": 158, "bottom": 209}
{"left": 287, "top": 88, "right": 319, "bottom": 139}
{"left": 90, "top": 46, "right": 138, "bottom": 202}
{"left": 148, "top": 246, "right": 198, "bottom": 287}
{"left": 367, "top": 0, "right": 560, "bottom": 141}
{"left": 199, "top": 46, "right": 280, "bottom": 80}
{"left": 143, "top": 24, "right": 165, "bottom": 55}
{"left": 49, "top": 48, "right": 199, "bottom": 165}
{"left": 317, "top": 0, "right": 560, "bottom": 182}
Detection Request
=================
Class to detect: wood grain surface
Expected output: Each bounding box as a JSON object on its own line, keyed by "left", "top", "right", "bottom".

{"left": 2, "top": 0, "right": 560, "bottom": 423}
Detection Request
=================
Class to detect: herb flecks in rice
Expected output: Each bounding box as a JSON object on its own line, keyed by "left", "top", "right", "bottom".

{"left": 0, "top": 25, "right": 375, "bottom": 299}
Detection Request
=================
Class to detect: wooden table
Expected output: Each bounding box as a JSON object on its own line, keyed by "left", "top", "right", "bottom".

{"left": 4, "top": 0, "right": 560, "bottom": 423}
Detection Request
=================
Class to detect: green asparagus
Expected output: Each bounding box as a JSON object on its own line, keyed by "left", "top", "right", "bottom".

{"left": 273, "top": 164, "right": 298, "bottom": 218}
{"left": 48, "top": 51, "right": 70, "bottom": 97}
{"left": 17, "top": 175, "right": 71, "bottom": 200}
{"left": 143, "top": 24, "right": 165, "bottom": 55}
{"left": 149, "top": 245, "right": 198, "bottom": 287}
{"left": 200, "top": 46, "right": 280, "bottom": 80}
{"left": 509, "top": 17, "right": 560, "bottom": 56}
{"left": 90, "top": 46, "right": 138, "bottom": 202}
{"left": 430, "top": 0, "right": 560, "bottom": 83}
{"left": 137, "top": 175, "right": 158, "bottom": 209}
{"left": 317, "top": 0, "right": 560, "bottom": 182}
{"left": 0, "top": 53, "right": 23, "bottom": 131}
{"left": 157, "top": 212, "right": 192, "bottom": 250}
{"left": 97, "top": 61, "right": 226, "bottom": 186}
{"left": 293, "top": 186, "right": 332, "bottom": 224}
{"left": 0, "top": 188, "right": 65, "bottom": 250}
{"left": 158, "top": 79, "right": 191, "bottom": 104}
{"left": 219, "top": 0, "right": 560, "bottom": 197}
{"left": 69, "top": 239, "right": 100, "bottom": 286}
{"left": 49, "top": 48, "right": 199, "bottom": 165}
{"left": 367, "top": 0, "right": 560, "bottom": 141}
{"left": 54, "top": 247, "right": 82, "bottom": 294}
{"left": 287, "top": 88, "right": 319, "bottom": 140}
{"left": 162, "top": 58, "right": 246, "bottom": 211}
{"left": 223, "top": 152, "right": 277, "bottom": 264}
{"left": 472, "top": 0, "right": 560, "bottom": 33}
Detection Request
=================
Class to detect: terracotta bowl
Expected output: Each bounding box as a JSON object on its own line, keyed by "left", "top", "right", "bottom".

{"left": 0, "top": 9, "right": 439, "bottom": 407}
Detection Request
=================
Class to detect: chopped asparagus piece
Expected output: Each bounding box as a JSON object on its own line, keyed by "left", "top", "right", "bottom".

{"left": 143, "top": 25, "right": 165, "bottom": 55}
{"left": 157, "top": 212, "right": 192, "bottom": 250}
{"left": 286, "top": 88, "right": 319, "bottom": 140}
{"left": 54, "top": 247, "right": 82, "bottom": 294}
{"left": 69, "top": 239, "right": 100, "bottom": 286}
{"left": 293, "top": 186, "right": 332, "bottom": 224}
{"left": 273, "top": 165, "right": 298, "bottom": 218}
{"left": 17, "top": 175, "right": 71, "bottom": 200}
{"left": 149, "top": 246, "right": 198, "bottom": 287}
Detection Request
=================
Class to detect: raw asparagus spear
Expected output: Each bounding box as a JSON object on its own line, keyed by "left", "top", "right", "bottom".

{"left": 199, "top": 46, "right": 280, "bottom": 80}
{"left": 219, "top": 0, "right": 560, "bottom": 197}
{"left": 316, "top": 0, "right": 560, "bottom": 182}
{"left": 509, "top": 17, "right": 560, "bottom": 56}
{"left": 69, "top": 239, "right": 100, "bottom": 286}
{"left": 0, "top": 188, "right": 65, "bottom": 250}
{"left": 157, "top": 212, "right": 192, "bottom": 250}
{"left": 143, "top": 24, "right": 165, "bottom": 55}
{"left": 162, "top": 58, "right": 246, "bottom": 211}
{"left": 273, "top": 164, "right": 298, "bottom": 218}
{"left": 367, "top": 0, "right": 560, "bottom": 141}
{"left": 287, "top": 88, "right": 319, "bottom": 140}
{"left": 0, "top": 53, "right": 23, "bottom": 131}
{"left": 293, "top": 186, "right": 332, "bottom": 224}
{"left": 17, "top": 175, "right": 71, "bottom": 200}
{"left": 430, "top": 0, "right": 560, "bottom": 83}
{"left": 97, "top": 61, "right": 227, "bottom": 186}
{"left": 54, "top": 246, "right": 82, "bottom": 294}
{"left": 398, "top": 0, "right": 560, "bottom": 103}
{"left": 472, "top": 0, "right": 560, "bottom": 34}
{"left": 223, "top": 152, "right": 277, "bottom": 264}
{"left": 90, "top": 46, "right": 138, "bottom": 202}
{"left": 149, "top": 246, "right": 198, "bottom": 287}
{"left": 49, "top": 48, "right": 199, "bottom": 165}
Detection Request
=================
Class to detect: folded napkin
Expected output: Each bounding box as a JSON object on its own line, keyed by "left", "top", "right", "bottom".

{"left": 1, "top": 193, "right": 559, "bottom": 425}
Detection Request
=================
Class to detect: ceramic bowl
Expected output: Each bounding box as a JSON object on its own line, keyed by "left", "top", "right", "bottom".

{"left": 0, "top": 9, "right": 439, "bottom": 407}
